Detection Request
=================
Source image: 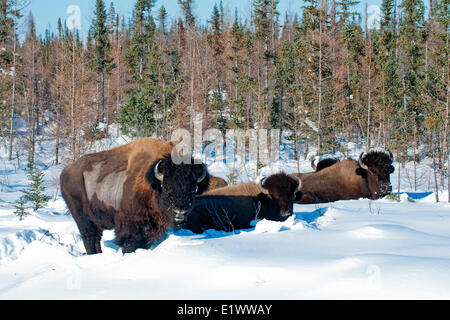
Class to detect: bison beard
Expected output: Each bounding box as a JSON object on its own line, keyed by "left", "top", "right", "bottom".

{"left": 60, "top": 138, "right": 210, "bottom": 255}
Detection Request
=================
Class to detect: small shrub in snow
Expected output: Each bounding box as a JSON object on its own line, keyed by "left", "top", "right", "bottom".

{"left": 386, "top": 193, "right": 400, "bottom": 202}
{"left": 21, "top": 161, "right": 51, "bottom": 212}
{"left": 13, "top": 195, "right": 30, "bottom": 221}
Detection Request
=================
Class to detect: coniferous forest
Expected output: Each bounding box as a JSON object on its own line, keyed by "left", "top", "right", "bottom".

{"left": 0, "top": 0, "right": 448, "bottom": 192}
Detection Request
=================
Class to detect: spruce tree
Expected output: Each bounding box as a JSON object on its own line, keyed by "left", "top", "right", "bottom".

{"left": 275, "top": 25, "right": 308, "bottom": 160}
{"left": 1, "top": 0, "right": 21, "bottom": 159}
{"left": 427, "top": 0, "right": 449, "bottom": 196}
{"left": 207, "top": 4, "right": 226, "bottom": 130}
{"left": 252, "top": 0, "right": 279, "bottom": 128}
{"left": 13, "top": 195, "right": 30, "bottom": 221}
{"left": 398, "top": 0, "right": 426, "bottom": 180}
{"left": 0, "top": 0, "right": 13, "bottom": 137}
{"left": 228, "top": 11, "right": 253, "bottom": 129}
{"left": 398, "top": 0, "right": 425, "bottom": 121}
{"left": 22, "top": 161, "right": 51, "bottom": 212}
{"left": 157, "top": 5, "right": 168, "bottom": 34}
{"left": 90, "top": 0, "right": 115, "bottom": 125}
{"left": 178, "top": 0, "right": 195, "bottom": 28}
{"left": 376, "top": 0, "right": 402, "bottom": 147}
{"left": 335, "top": 0, "right": 360, "bottom": 24}
{"left": 119, "top": 0, "right": 162, "bottom": 137}
{"left": 0, "top": 0, "right": 13, "bottom": 62}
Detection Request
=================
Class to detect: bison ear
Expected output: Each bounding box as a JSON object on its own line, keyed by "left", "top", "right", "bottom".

{"left": 355, "top": 167, "right": 368, "bottom": 179}
{"left": 294, "top": 191, "right": 304, "bottom": 202}
{"left": 389, "top": 165, "right": 395, "bottom": 174}
{"left": 257, "top": 192, "right": 270, "bottom": 203}
{"left": 196, "top": 175, "right": 210, "bottom": 195}
{"left": 196, "top": 171, "right": 210, "bottom": 195}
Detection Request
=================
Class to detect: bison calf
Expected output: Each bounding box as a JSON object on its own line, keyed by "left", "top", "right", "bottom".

{"left": 181, "top": 172, "right": 303, "bottom": 234}
{"left": 60, "top": 138, "right": 210, "bottom": 254}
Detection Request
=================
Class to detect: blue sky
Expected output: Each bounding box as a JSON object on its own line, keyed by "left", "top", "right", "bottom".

{"left": 26, "top": 0, "right": 383, "bottom": 39}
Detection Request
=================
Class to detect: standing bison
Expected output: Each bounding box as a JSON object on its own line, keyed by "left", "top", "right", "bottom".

{"left": 181, "top": 172, "right": 303, "bottom": 234}
{"left": 60, "top": 138, "right": 210, "bottom": 254}
{"left": 291, "top": 151, "right": 394, "bottom": 204}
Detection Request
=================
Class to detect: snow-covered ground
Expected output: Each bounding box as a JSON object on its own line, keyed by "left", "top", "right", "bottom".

{"left": 0, "top": 133, "right": 449, "bottom": 299}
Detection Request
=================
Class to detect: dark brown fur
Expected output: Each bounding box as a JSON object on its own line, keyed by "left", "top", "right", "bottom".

{"left": 60, "top": 138, "right": 210, "bottom": 254}
{"left": 292, "top": 151, "right": 394, "bottom": 204}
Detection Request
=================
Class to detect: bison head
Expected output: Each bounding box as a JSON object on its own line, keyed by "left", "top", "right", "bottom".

{"left": 147, "top": 155, "right": 210, "bottom": 224}
{"left": 356, "top": 151, "right": 395, "bottom": 199}
{"left": 258, "top": 172, "right": 303, "bottom": 217}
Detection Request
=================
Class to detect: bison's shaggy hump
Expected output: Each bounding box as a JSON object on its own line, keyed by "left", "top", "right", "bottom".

{"left": 202, "top": 181, "right": 261, "bottom": 197}
{"left": 60, "top": 137, "right": 210, "bottom": 254}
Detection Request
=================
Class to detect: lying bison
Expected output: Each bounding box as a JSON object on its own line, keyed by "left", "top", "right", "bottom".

{"left": 180, "top": 172, "right": 303, "bottom": 234}
{"left": 291, "top": 150, "right": 394, "bottom": 204}
{"left": 60, "top": 138, "right": 210, "bottom": 254}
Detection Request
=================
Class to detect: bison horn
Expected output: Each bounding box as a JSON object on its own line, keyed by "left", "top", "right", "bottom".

{"left": 154, "top": 160, "right": 164, "bottom": 182}
{"left": 197, "top": 164, "right": 207, "bottom": 183}
{"left": 311, "top": 158, "right": 317, "bottom": 171}
{"left": 358, "top": 152, "right": 369, "bottom": 170}
{"left": 259, "top": 177, "right": 270, "bottom": 195}
{"left": 387, "top": 150, "right": 394, "bottom": 162}
{"left": 295, "top": 176, "right": 302, "bottom": 192}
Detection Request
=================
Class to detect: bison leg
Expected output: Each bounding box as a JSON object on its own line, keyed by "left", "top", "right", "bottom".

{"left": 61, "top": 194, "right": 102, "bottom": 255}
{"left": 298, "top": 192, "right": 317, "bottom": 204}
{"left": 81, "top": 220, "right": 103, "bottom": 255}
{"left": 74, "top": 216, "right": 103, "bottom": 255}
{"left": 115, "top": 234, "right": 147, "bottom": 254}
{"left": 68, "top": 207, "right": 103, "bottom": 254}
{"left": 114, "top": 216, "right": 168, "bottom": 254}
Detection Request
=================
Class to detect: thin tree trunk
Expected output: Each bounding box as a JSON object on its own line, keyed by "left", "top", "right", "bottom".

{"left": 8, "top": 16, "right": 17, "bottom": 161}
{"left": 101, "top": 71, "right": 105, "bottom": 124}
{"left": 433, "top": 133, "right": 440, "bottom": 202}
{"left": 397, "top": 151, "right": 401, "bottom": 200}
{"left": 264, "top": 33, "right": 269, "bottom": 127}
{"left": 30, "top": 85, "right": 36, "bottom": 164}
{"left": 71, "top": 34, "right": 76, "bottom": 160}
{"left": 413, "top": 122, "right": 417, "bottom": 191}
{"left": 116, "top": 42, "right": 122, "bottom": 138}
{"left": 445, "top": 26, "right": 449, "bottom": 202}
{"left": 55, "top": 78, "right": 61, "bottom": 165}
{"left": 29, "top": 38, "right": 37, "bottom": 165}
{"left": 367, "top": 29, "right": 372, "bottom": 151}
{"left": 317, "top": 2, "right": 323, "bottom": 157}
